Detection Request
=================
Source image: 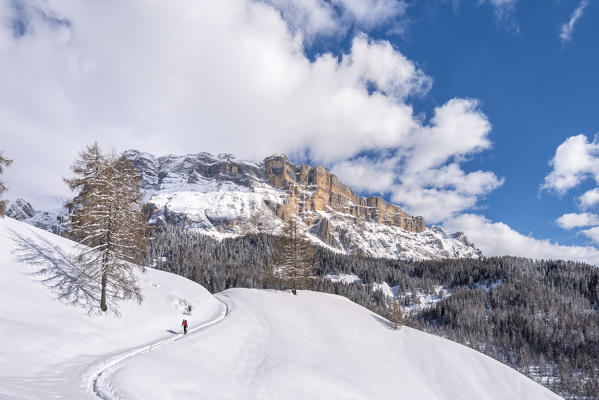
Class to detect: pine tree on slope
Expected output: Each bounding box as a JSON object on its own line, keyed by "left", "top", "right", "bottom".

{"left": 65, "top": 144, "right": 147, "bottom": 312}
{"left": 272, "top": 218, "right": 316, "bottom": 295}
{"left": 388, "top": 299, "right": 404, "bottom": 330}
{"left": 0, "top": 151, "right": 12, "bottom": 217}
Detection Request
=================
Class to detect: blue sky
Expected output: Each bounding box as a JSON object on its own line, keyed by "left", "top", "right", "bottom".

{"left": 393, "top": 0, "right": 598, "bottom": 247}
{"left": 299, "top": 0, "right": 599, "bottom": 256}
{"left": 1, "top": 0, "right": 599, "bottom": 263}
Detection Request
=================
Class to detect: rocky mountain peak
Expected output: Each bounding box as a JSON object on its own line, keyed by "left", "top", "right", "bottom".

{"left": 6, "top": 199, "right": 36, "bottom": 220}
{"left": 124, "top": 149, "right": 481, "bottom": 260}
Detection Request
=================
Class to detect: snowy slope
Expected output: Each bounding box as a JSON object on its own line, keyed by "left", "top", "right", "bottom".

{"left": 109, "top": 289, "right": 561, "bottom": 400}
{"left": 0, "top": 217, "right": 224, "bottom": 399}
{"left": 0, "top": 217, "right": 561, "bottom": 400}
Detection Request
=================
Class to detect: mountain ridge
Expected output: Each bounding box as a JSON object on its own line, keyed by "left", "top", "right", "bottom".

{"left": 125, "top": 149, "right": 482, "bottom": 260}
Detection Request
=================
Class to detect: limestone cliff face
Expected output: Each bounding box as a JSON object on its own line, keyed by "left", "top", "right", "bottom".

{"left": 263, "top": 154, "right": 425, "bottom": 233}
{"left": 123, "top": 150, "right": 481, "bottom": 260}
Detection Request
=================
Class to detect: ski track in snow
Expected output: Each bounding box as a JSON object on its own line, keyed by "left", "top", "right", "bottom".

{"left": 82, "top": 295, "right": 231, "bottom": 400}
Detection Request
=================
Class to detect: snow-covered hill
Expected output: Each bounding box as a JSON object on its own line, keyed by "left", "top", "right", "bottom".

{"left": 110, "top": 289, "right": 560, "bottom": 400}
{"left": 125, "top": 150, "right": 482, "bottom": 260}
{"left": 0, "top": 217, "right": 224, "bottom": 399}
{"left": 0, "top": 217, "right": 560, "bottom": 399}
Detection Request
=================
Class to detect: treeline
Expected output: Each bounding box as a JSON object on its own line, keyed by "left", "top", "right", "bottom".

{"left": 147, "top": 225, "right": 599, "bottom": 399}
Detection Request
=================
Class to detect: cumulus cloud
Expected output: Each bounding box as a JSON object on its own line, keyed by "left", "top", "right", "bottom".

{"left": 263, "top": 0, "right": 408, "bottom": 39}
{"left": 0, "top": 0, "right": 497, "bottom": 220}
{"left": 556, "top": 212, "right": 599, "bottom": 229}
{"left": 2, "top": 0, "right": 598, "bottom": 265}
{"left": 444, "top": 213, "right": 599, "bottom": 265}
{"left": 542, "top": 134, "right": 599, "bottom": 195}
{"left": 579, "top": 188, "right": 599, "bottom": 209}
{"left": 582, "top": 226, "right": 599, "bottom": 245}
{"left": 559, "top": 0, "right": 589, "bottom": 44}
{"left": 330, "top": 157, "right": 396, "bottom": 194}
{"left": 542, "top": 134, "right": 599, "bottom": 260}
{"left": 332, "top": 98, "right": 504, "bottom": 222}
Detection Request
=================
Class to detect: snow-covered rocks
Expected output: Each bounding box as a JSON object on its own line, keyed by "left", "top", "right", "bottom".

{"left": 124, "top": 149, "right": 482, "bottom": 261}
{"left": 6, "top": 198, "right": 36, "bottom": 220}
{"left": 6, "top": 198, "right": 68, "bottom": 234}
{"left": 324, "top": 273, "right": 361, "bottom": 284}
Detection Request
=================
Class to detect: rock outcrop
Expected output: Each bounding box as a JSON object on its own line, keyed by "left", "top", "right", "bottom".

{"left": 6, "top": 199, "right": 36, "bottom": 221}
{"left": 262, "top": 155, "right": 425, "bottom": 233}
{"left": 6, "top": 198, "right": 67, "bottom": 234}
{"left": 123, "top": 150, "right": 481, "bottom": 260}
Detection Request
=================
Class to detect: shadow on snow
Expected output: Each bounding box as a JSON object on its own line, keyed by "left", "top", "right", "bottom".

{"left": 9, "top": 229, "right": 119, "bottom": 315}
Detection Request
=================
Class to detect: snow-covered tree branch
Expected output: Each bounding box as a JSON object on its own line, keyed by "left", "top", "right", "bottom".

{"left": 65, "top": 143, "right": 147, "bottom": 312}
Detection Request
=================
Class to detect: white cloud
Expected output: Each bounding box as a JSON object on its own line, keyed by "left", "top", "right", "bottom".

{"left": 2, "top": 1, "right": 597, "bottom": 265}
{"left": 330, "top": 157, "right": 396, "bottom": 194}
{"left": 579, "top": 188, "right": 599, "bottom": 209}
{"left": 332, "top": 98, "right": 504, "bottom": 222}
{"left": 0, "top": 0, "right": 499, "bottom": 219}
{"left": 556, "top": 212, "right": 599, "bottom": 229}
{"left": 559, "top": 0, "right": 589, "bottom": 44}
{"left": 582, "top": 226, "right": 599, "bottom": 245}
{"left": 542, "top": 134, "right": 599, "bottom": 259}
{"left": 262, "top": 0, "right": 407, "bottom": 40}
{"left": 444, "top": 213, "right": 599, "bottom": 265}
{"left": 542, "top": 134, "right": 599, "bottom": 194}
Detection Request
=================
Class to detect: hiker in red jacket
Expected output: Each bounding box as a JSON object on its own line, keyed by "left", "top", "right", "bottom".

{"left": 182, "top": 319, "right": 188, "bottom": 334}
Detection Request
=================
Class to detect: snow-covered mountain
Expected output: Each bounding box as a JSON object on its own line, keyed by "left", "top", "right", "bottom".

{"left": 0, "top": 217, "right": 561, "bottom": 399}
{"left": 6, "top": 198, "right": 36, "bottom": 220}
{"left": 125, "top": 149, "right": 482, "bottom": 260}
{"left": 6, "top": 198, "right": 67, "bottom": 234}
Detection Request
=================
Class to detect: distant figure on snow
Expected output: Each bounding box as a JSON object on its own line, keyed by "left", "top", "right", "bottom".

{"left": 182, "top": 319, "right": 188, "bottom": 334}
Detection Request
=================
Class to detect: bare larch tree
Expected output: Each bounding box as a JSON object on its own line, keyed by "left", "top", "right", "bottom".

{"left": 387, "top": 299, "right": 404, "bottom": 330}
{"left": 0, "top": 151, "right": 12, "bottom": 217}
{"left": 65, "top": 143, "right": 147, "bottom": 312}
{"left": 272, "top": 218, "right": 317, "bottom": 295}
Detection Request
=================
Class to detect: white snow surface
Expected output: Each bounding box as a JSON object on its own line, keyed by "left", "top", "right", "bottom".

{"left": 144, "top": 170, "right": 286, "bottom": 239}
{"left": 110, "top": 289, "right": 562, "bottom": 400}
{"left": 0, "top": 217, "right": 223, "bottom": 399}
{"left": 323, "top": 273, "right": 361, "bottom": 284}
{"left": 0, "top": 217, "right": 562, "bottom": 400}
{"left": 371, "top": 282, "right": 452, "bottom": 314}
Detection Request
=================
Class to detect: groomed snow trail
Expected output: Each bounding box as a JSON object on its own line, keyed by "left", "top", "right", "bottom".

{"left": 82, "top": 295, "right": 231, "bottom": 400}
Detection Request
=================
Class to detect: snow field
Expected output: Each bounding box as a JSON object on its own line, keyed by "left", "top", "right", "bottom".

{"left": 110, "top": 289, "right": 562, "bottom": 400}
{"left": 0, "top": 217, "right": 562, "bottom": 399}
{"left": 0, "top": 217, "right": 223, "bottom": 399}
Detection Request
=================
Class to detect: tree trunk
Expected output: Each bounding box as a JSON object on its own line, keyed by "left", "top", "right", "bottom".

{"left": 100, "top": 268, "right": 108, "bottom": 312}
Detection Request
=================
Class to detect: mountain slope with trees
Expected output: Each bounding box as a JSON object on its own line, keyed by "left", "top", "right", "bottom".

{"left": 147, "top": 225, "right": 599, "bottom": 399}
{"left": 0, "top": 217, "right": 561, "bottom": 399}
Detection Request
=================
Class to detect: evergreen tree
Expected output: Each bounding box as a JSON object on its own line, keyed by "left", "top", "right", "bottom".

{"left": 388, "top": 299, "right": 404, "bottom": 329}
{"left": 0, "top": 151, "right": 12, "bottom": 217}
{"left": 65, "top": 144, "right": 147, "bottom": 312}
{"left": 272, "top": 219, "right": 316, "bottom": 295}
